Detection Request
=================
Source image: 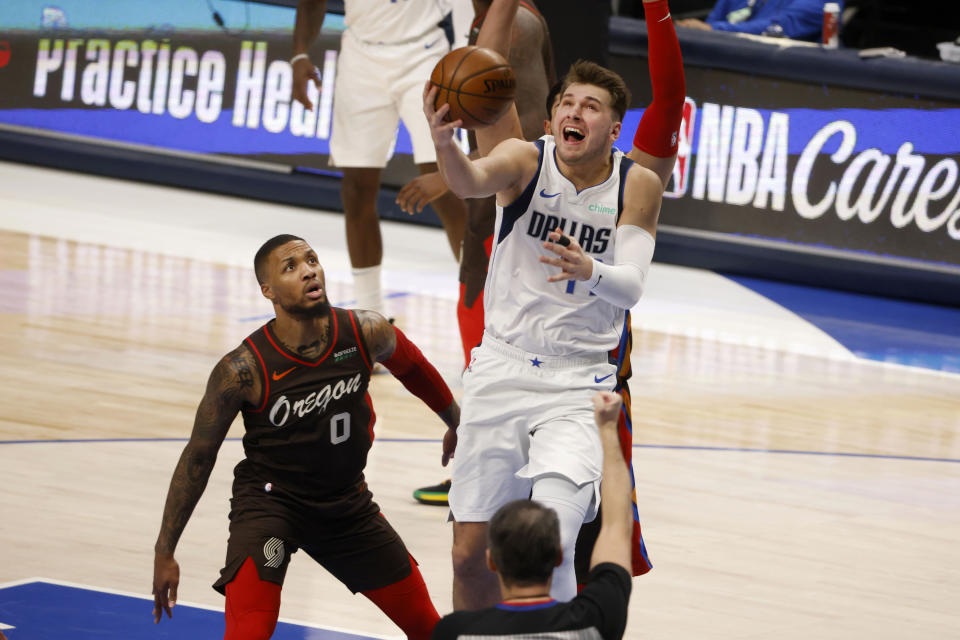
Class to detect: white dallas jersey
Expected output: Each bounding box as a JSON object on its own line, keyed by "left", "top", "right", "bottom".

{"left": 484, "top": 135, "right": 635, "bottom": 356}
{"left": 344, "top": 0, "right": 451, "bottom": 45}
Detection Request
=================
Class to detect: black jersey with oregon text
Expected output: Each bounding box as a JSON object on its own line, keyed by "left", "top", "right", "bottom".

{"left": 238, "top": 307, "right": 375, "bottom": 498}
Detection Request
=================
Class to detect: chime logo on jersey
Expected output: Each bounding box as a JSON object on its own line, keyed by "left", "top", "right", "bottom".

{"left": 268, "top": 373, "right": 363, "bottom": 427}
{"left": 663, "top": 97, "right": 697, "bottom": 199}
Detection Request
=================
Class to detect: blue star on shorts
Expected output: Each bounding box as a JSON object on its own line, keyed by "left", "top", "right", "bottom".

{"left": 530, "top": 357, "right": 543, "bottom": 367}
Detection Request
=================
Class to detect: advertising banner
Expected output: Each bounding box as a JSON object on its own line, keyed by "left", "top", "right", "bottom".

{"left": 0, "top": 0, "right": 431, "bottom": 185}
{"left": 612, "top": 58, "right": 960, "bottom": 268}
{"left": 2, "top": 2, "right": 958, "bottom": 271}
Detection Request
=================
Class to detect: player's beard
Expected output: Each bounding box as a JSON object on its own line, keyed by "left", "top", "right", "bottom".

{"left": 282, "top": 298, "right": 331, "bottom": 319}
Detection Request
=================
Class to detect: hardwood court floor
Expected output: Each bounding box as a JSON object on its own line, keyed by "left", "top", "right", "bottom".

{"left": 1, "top": 161, "right": 959, "bottom": 639}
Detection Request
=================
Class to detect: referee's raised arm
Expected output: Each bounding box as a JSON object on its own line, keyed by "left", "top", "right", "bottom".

{"left": 589, "top": 391, "right": 633, "bottom": 572}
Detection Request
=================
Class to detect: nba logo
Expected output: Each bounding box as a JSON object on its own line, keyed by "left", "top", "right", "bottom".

{"left": 663, "top": 97, "right": 697, "bottom": 199}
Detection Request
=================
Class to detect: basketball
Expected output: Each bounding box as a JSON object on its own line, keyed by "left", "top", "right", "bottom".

{"left": 430, "top": 46, "right": 516, "bottom": 130}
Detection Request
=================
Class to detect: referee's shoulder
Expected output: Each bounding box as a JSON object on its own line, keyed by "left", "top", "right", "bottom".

{"left": 431, "top": 610, "right": 480, "bottom": 640}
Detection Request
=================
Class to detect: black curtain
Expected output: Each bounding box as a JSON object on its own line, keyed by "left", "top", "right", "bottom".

{"left": 539, "top": 0, "right": 612, "bottom": 77}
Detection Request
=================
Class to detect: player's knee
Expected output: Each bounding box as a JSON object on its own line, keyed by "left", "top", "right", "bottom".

{"left": 340, "top": 174, "right": 380, "bottom": 213}
{"left": 451, "top": 537, "right": 487, "bottom": 580}
{"left": 224, "top": 557, "right": 281, "bottom": 640}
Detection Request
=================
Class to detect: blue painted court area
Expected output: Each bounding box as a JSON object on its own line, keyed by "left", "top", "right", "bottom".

{"left": 728, "top": 275, "right": 960, "bottom": 373}
{"left": 0, "top": 581, "right": 379, "bottom": 640}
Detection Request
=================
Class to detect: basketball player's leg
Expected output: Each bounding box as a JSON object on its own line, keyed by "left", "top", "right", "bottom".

{"left": 340, "top": 167, "right": 386, "bottom": 313}
{"left": 520, "top": 364, "right": 611, "bottom": 600}
{"left": 309, "top": 507, "right": 440, "bottom": 639}
{"left": 449, "top": 344, "right": 533, "bottom": 609}
{"left": 452, "top": 520, "right": 500, "bottom": 609}
{"left": 214, "top": 523, "right": 295, "bottom": 640}
{"left": 223, "top": 557, "right": 282, "bottom": 640}
{"left": 530, "top": 474, "right": 596, "bottom": 601}
{"left": 330, "top": 33, "right": 399, "bottom": 316}
{"left": 399, "top": 49, "right": 468, "bottom": 264}
{"left": 362, "top": 555, "right": 440, "bottom": 640}
{"left": 456, "top": 196, "right": 495, "bottom": 366}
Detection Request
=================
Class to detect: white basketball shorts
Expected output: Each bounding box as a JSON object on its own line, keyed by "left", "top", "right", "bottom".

{"left": 448, "top": 333, "right": 618, "bottom": 522}
{"left": 329, "top": 27, "right": 448, "bottom": 167}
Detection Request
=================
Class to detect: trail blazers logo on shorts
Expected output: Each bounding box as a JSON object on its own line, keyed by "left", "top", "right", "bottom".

{"left": 263, "top": 537, "right": 285, "bottom": 568}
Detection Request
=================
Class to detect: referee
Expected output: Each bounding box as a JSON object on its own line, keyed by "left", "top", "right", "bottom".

{"left": 432, "top": 391, "right": 634, "bottom": 640}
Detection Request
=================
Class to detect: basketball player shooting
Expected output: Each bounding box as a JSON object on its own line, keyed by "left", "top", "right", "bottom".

{"left": 423, "top": 51, "right": 665, "bottom": 602}
{"left": 421, "top": 0, "right": 686, "bottom": 609}
{"left": 151, "top": 235, "right": 458, "bottom": 639}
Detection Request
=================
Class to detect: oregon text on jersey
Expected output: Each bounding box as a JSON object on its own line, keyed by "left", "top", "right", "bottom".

{"left": 268, "top": 373, "right": 364, "bottom": 427}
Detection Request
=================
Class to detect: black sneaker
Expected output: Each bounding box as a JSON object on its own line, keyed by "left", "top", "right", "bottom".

{"left": 413, "top": 479, "right": 451, "bottom": 506}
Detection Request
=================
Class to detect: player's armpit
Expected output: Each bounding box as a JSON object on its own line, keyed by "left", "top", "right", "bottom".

{"left": 356, "top": 309, "right": 397, "bottom": 362}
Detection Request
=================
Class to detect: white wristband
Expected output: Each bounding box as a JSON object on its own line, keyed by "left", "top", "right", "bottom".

{"left": 290, "top": 53, "right": 310, "bottom": 66}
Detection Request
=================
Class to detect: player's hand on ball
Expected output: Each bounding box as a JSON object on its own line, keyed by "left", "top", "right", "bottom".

{"left": 423, "top": 83, "right": 462, "bottom": 147}
{"left": 292, "top": 57, "right": 321, "bottom": 111}
{"left": 592, "top": 391, "right": 622, "bottom": 428}
{"left": 539, "top": 228, "right": 593, "bottom": 282}
{"left": 397, "top": 172, "right": 449, "bottom": 214}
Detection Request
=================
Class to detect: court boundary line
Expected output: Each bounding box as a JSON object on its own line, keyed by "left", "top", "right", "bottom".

{"left": 0, "top": 437, "right": 956, "bottom": 463}
{"left": 0, "top": 577, "right": 403, "bottom": 639}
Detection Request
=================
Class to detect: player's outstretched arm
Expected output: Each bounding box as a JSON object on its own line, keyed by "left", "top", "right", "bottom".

{"left": 424, "top": 83, "right": 536, "bottom": 202}
{"left": 152, "top": 346, "right": 253, "bottom": 623}
{"left": 356, "top": 311, "right": 460, "bottom": 465}
{"left": 291, "top": 0, "right": 327, "bottom": 110}
{"left": 627, "top": 0, "right": 686, "bottom": 188}
{"left": 589, "top": 391, "right": 633, "bottom": 572}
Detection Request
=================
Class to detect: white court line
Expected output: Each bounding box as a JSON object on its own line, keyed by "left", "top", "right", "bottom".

{"left": 0, "top": 577, "right": 403, "bottom": 639}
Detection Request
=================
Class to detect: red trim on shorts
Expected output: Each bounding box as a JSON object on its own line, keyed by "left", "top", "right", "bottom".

{"left": 244, "top": 337, "right": 270, "bottom": 413}
{"left": 263, "top": 313, "right": 338, "bottom": 366}
{"left": 348, "top": 310, "right": 372, "bottom": 372}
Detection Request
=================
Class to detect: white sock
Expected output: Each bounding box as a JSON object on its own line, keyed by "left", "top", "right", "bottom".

{"left": 531, "top": 475, "right": 596, "bottom": 602}
{"left": 352, "top": 265, "right": 385, "bottom": 316}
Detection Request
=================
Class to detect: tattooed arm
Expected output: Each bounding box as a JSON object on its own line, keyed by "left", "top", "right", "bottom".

{"left": 151, "top": 345, "right": 258, "bottom": 623}
{"left": 357, "top": 310, "right": 460, "bottom": 464}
